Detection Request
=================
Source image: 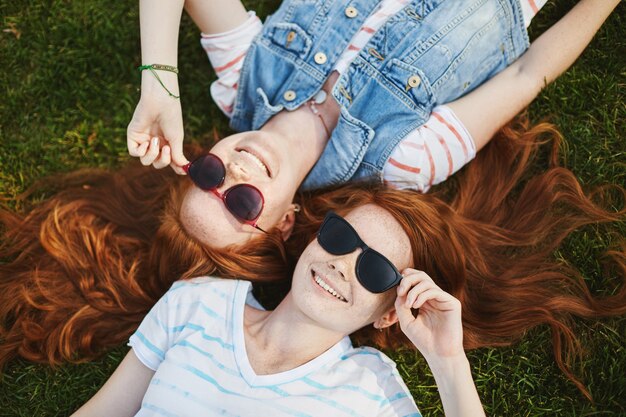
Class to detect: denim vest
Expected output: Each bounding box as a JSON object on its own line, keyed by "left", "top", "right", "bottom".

{"left": 231, "top": 0, "right": 529, "bottom": 190}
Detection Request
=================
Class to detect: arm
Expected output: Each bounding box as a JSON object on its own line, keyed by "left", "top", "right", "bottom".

{"left": 447, "top": 0, "right": 622, "bottom": 151}
{"left": 395, "top": 270, "right": 485, "bottom": 417}
{"left": 128, "top": 0, "right": 249, "bottom": 171}
{"left": 71, "top": 350, "right": 155, "bottom": 417}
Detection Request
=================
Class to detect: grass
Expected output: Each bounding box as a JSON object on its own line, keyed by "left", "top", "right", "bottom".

{"left": 0, "top": 0, "right": 624, "bottom": 415}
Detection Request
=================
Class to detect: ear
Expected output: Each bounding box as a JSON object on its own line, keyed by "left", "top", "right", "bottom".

{"left": 373, "top": 306, "right": 399, "bottom": 330}
{"left": 275, "top": 203, "right": 301, "bottom": 241}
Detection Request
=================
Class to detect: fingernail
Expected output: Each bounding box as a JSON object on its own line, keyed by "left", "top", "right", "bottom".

{"left": 152, "top": 137, "right": 159, "bottom": 146}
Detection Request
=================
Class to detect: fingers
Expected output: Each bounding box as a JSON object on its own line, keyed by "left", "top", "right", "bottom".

{"left": 405, "top": 279, "right": 438, "bottom": 308}
{"left": 394, "top": 295, "right": 415, "bottom": 326}
{"left": 162, "top": 123, "right": 189, "bottom": 169}
{"left": 140, "top": 137, "right": 161, "bottom": 166}
{"left": 412, "top": 288, "right": 453, "bottom": 310}
{"left": 170, "top": 162, "right": 187, "bottom": 175}
{"left": 152, "top": 145, "right": 171, "bottom": 169}
{"left": 397, "top": 269, "right": 433, "bottom": 298}
{"left": 168, "top": 138, "right": 189, "bottom": 168}
{"left": 128, "top": 133, "right": 150, "bottom": 157}
{"left": 396, "top": 269, "right": 459, "bottom": 310}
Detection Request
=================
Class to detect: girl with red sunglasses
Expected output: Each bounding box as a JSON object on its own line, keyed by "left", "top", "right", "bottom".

{"left": 127, "top": 0, "right": 620, "bottom": 250}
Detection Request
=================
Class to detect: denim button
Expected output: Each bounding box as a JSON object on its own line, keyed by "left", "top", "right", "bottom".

{"left": 408, "top": 75, "right": 421, "bottom": 88}
{"left": 283, "top": 90, "right": 297, "bottom": 101}
{"left": 345, "top": 6, "right": 358, "bottom": 18}
{"left": 286, "top": 31, "right": 296, "bottom": 46}
{"left": 314, "top": 52, "right": 327, "bottom": 64}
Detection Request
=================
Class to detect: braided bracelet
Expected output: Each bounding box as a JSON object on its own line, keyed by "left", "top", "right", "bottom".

{"left": 138, "top": 64, "right": 180, "bottom": 99}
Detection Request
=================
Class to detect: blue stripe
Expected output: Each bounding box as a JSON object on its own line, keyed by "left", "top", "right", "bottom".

{"left": 209, "top": 285, "right": 231, "bottom": 300}
{"left": 142, "top": 402, "right": 179, "bottom": 417}
{"left": 170, "top": 300, "right": 225, "bottom": 321}
{"left": 134, "top": 331, "right": 164, "bottom": 361}
{"left": 172, "top": 359, "right": 313, "bottom": 417}
{"left": 150, "top": 301, "right": 226, "bottom": 328}
{"left": 301, "top": 376, "right": 385, "bottom": 403}
{"left": 256, "top": 380, "right": 365, "bottom": 417}
{"left": 188, "top": 323, "right": 234, "bottom": 350}
{"left": 147, "top": 319, "right": 234, "bottom": 351}
{"left": 379, "top": 391, "right": 409, "bottom": 407}
{"left": 340, "top": 350, "right": 384, "bottom": 361}
{"left": 177, "top": 340, "right": 240, "bottom": 377}
{"left": 150, "top": 378, "right": 239, "bottom": 417}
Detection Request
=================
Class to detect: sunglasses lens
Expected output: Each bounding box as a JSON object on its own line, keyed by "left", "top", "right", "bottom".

{"left": 318, "top": 215, "right": 360, "bottom": 255}
{"left": 357, "top": 252, "right": 401, "bottom": 293}
{"left": 224, "top": 184, "right": 264, "bottom": 221}
{"left": 188, "top": 154, "right": 225, "bottom": 190}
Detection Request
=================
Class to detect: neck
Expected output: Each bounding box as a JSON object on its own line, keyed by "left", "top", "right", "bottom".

{"left": 260, "top": 106, "right": 329, "bottom": 180}
{"left": 244, "top": 295, "right": 345, "bottom": 373}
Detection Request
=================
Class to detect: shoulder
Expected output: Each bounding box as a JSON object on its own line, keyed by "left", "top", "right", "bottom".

{"left": 335, "top": 347, "right": 420, "bottom": 415}
{"left": 166, "top": 277, "right": 248, "bottom": 301}
{"left": 163, "top": 277, "right": 251, "bottom": 317}
{"left": 335, "top": 346, "right": 401, "bottom": 383}
{"left": 340, "top": 346, "right": 396, "bottom": 368}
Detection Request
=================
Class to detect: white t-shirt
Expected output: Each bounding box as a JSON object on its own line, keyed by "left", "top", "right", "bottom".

{"left": 200, "top": 1, "right": 545, "bottom": 192}
{"left": 129, "top": 277, "right": 421, "bottom": 417}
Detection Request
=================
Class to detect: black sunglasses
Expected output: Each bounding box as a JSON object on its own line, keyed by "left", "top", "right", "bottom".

{"left": 183, "top": 153, "right": 267, "bottom": 233}
{"left": 317, "top": 211, "right": 403, "bottom": 293}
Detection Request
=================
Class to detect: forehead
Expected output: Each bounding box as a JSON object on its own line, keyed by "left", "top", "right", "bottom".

{"left": 342, "top": 204, "right": 412, "bottom": 270}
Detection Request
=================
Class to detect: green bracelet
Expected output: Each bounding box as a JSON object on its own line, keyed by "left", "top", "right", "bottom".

{"left": 138, "top": 64, "right": 180, "bottom": 99}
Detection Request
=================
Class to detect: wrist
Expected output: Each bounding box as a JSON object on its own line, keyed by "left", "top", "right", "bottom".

{"left": 140, "top": 69, "right": 180, "bottom": 99}
{"left": 424, "top": 352, "right": 470, "bottom": 376}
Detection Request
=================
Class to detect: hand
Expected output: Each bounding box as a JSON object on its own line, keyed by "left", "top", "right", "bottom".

{"left": 127, "top": 75, "right": 188, "bottom": 174}
{"left": 395, "top": 269, "right": 464, "bottom": 362}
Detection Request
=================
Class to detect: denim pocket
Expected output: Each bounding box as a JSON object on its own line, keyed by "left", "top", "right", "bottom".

{"left": 266, "top": 23, "right": 312, "bottom": 59}
{"left": 383, "top": 58, "right": 435, "bottom": 112}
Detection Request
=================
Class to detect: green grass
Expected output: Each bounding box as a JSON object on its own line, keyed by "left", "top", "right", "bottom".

{"left": 0, "top": 0, "right": 624, "bottom": 415}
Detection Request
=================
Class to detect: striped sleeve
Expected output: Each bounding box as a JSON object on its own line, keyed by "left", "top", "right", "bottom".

{"left": 378, "top": 369, "right": 422, "bottom": 417}
{"left": 200, "top": 11, "right": 263, "bottom": 117}
{"left": 128, "top": 293, "right": 173, "bottom": 370}
{"left": 382, "top": 105, "right": 476, "bottom": 192}
{"left": 372, "top": 350, "right": 421, "bottom": 417}
{"left": 128, "top": 280, "right": 198, "bottom": 371}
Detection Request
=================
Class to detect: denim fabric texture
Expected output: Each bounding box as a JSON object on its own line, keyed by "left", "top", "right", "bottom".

{"left": 230, "top": 0, "right": 530, "bottom": 190}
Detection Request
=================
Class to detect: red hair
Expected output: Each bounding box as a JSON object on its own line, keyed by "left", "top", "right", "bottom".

{"left": 287, "top": 117, "right": 625, "bottom": 400}
{"left": 0, "top": 145, "right": 291, "bottom": 367}
{"left": 0, "top": 118, "right": 624, "bottom": 401}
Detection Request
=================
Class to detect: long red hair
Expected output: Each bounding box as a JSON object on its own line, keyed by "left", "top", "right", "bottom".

{"left": 0, "top": 118, "right": 624, "bottom": 401}
{"left": 0, "top": 145, "right": 290, "bottom": 367}
{"left": 287, "top": 117, "right": 625, "bottom": 400}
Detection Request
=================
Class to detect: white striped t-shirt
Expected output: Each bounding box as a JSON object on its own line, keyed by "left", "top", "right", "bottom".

{"left": 201, "top": 1, "right": 545, "bottom": 192}
{"left": 129, "top": 277, "right": 421, "bottom": 417}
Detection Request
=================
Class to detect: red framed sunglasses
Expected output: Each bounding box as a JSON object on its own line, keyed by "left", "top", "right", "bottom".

{"left": 183, "top": 153, "right": 267, "bottom": 234}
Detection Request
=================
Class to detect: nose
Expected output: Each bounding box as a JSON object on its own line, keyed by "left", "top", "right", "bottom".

{"left": 226, "top": 161, "right": 251, "bottom": 182}
{"left": 328, "top": 249, "right": 361, "bottom": 282}
{"left": 328, "top": 261, "right": 346, "bottom": 281}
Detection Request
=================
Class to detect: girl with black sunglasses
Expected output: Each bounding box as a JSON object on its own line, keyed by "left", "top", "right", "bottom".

{"left": 127, "top": 0, "right": 620, "bottom": 250}
{"left": 73, "top": 204, "right": 483, "bottom": 417}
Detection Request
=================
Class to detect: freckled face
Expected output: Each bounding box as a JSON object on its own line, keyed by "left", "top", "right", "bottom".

{"left": 179, "top": 131, "right": 300, "bottom": 248}
{"left": 290, "top": 204, "right": 413, "bottom": 334}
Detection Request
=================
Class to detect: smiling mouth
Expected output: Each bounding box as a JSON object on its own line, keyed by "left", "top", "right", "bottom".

{"left": 311, "top": 269, "right": 348, "bottom": 302}
{"left": 237, "top": 148, "right": 271, "bottom": 177}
